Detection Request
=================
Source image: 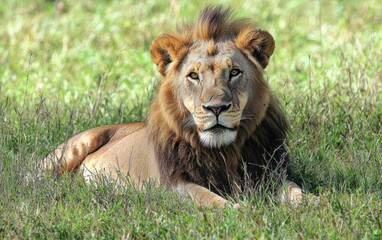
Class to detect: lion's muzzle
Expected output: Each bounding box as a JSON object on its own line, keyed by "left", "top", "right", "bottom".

{"left": 202, "top": 103, "right": 232, "bottom": 116}
{"left": 193, "top": 102, "right": 241, "bottom": 148}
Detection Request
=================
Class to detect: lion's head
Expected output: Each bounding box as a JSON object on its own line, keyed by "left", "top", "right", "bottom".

{"left": 149, "top": 6, "right": 275, "bottom": 149}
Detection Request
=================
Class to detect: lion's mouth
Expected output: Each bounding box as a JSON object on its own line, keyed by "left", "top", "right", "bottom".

{"left": 204, "top": 124, "right": 236, "bottom": 132}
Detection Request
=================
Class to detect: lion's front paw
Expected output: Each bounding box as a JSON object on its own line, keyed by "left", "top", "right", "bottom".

{"left": 306, "top": 193, "right": 320, "bottom": 206}
{"left": 278, "top": 181, "right": 302, "bottom": 205}
{"left": 278, "top": 181, "right": 320, "bottom": 206}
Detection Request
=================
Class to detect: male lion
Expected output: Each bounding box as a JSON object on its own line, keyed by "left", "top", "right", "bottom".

{"left": 43, "top": 6, "right": 305, "bottom": 207}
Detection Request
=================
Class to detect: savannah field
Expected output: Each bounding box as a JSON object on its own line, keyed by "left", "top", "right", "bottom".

{"left": 0, "top": 0, "right": 381, "bottom": 239}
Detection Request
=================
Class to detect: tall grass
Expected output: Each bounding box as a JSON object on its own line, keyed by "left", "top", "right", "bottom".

{"left": 1, "top": 0, "right": 381, "bottom": 238}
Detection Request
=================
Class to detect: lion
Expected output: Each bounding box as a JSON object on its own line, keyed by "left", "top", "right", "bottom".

{"left": 42, "top": 6, "right": 306, "bottom": 208}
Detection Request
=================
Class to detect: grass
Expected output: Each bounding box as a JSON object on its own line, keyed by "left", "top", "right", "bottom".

{"left": 1, "top": 0, "right": 381, "bottom": 238}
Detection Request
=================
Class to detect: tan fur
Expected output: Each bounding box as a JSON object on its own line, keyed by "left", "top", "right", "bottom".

{"left": 207, "top": 40, "right": 216, "bottom": 56}
{"left": 42, "top": 6, "right": 308, "bottom": 207}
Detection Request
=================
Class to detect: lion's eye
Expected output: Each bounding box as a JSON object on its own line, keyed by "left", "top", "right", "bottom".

{"left": 188, "top": 72, "right": 199, "bottom": 80}
{"left": 230, "top": 69, "right": 241, "bottom": 77}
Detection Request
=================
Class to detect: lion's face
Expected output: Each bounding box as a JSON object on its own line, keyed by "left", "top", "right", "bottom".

{"left": 150, "top": 27, "right": 275, "bottom": 148}
{"left": 179, "top": 41, "right": 255, "bottom": 147}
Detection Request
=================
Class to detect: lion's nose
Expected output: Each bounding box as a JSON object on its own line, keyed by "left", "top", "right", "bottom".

{"left": 202, "top": 104, "right": 231, "bottom": 116}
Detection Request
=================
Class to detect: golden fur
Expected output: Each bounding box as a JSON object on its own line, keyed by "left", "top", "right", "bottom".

{"left": 43, "top": 6, "right": 305, "bottom": 207}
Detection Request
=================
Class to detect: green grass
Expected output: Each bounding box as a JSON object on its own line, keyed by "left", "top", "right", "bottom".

{"left": 1, "top": 0, "right": 381, "bottom": 238}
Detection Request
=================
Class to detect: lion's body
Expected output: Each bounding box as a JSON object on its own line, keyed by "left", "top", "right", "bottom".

{"left": 45, "top": 123, "right": 160, "bottom": 186}
{"left": 43, "top": 6, "right": 306, "bottom": 207}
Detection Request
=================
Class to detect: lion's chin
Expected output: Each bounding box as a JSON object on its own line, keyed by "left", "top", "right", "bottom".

{"left": 199, "top": 129, "right": 237, "bottom": 148}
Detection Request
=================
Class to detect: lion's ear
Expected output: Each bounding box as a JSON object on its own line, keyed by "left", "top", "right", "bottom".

{"left": 235, "top": 29, "right": 275, "bottom": 69}
{"left": 150, "top": 34, "right": 185, "bottom": 76}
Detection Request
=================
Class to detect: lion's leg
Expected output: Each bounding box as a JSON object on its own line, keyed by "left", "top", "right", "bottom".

{"left": 277, "top": 180, "right": 303, "bottom": 205}
{"left": 277, "top": 180, "right": 320, "bottom": 206}
{"left": 174, "top": 182, "right": 231, "bottom": 208}
{"left": 42, "top": 125, "right": 121, "bottom": 175}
